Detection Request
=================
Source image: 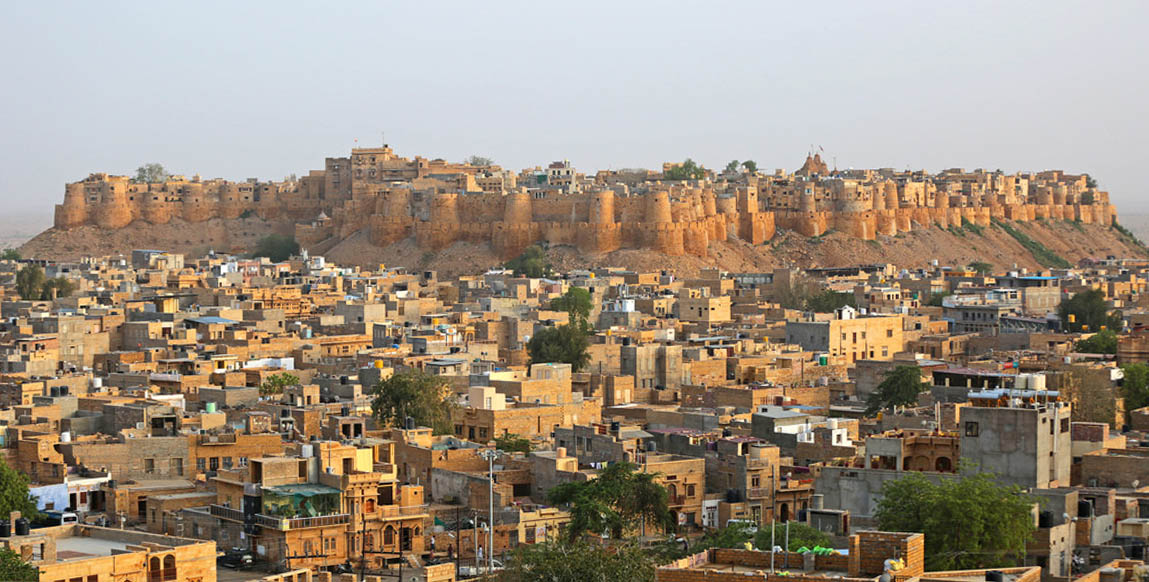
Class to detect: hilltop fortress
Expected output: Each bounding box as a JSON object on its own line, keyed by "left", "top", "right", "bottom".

{"left": 54, "top": 145, "right": 1117, "bottom": 260}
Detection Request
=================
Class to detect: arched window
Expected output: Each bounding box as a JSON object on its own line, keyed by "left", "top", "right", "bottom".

{"left": 935, "top": 457, "right": 953, "bottom": 472}
{"left": 365, "top": 533, "right": 374, "bottom": 550}
{"left": 384, "top": 525, "right": 396, "bottom": 545}
{"left": 779, "top": 503, "right": 790, "bottom": 523}
{"left": 148, "top": 557, "right": 162, "bottom": 582}
{"left": 162, "top": 555, "right": 177, "bottom": 581}
{"left": 365, "top": 499, "right": 376, "bottom": 512}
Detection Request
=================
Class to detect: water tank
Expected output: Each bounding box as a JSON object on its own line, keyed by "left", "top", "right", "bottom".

{"left": 610, "top": 421, "right": 620, "bottom": 433}
{"left": 14, "top": 518, "right": 29, "bottom": 536}
{"left": 1015, "top": 374, "right": 1030, "bottom": 390}
{"left": 91, "top": 377, "right": 103, "bottom": 389}
{"left": 0, "top": 520, "right": 10, "bottom": 537}
{"left": 811, "top": 494, "right": 825, "bottom": 510}
{"left": 60, "top": 432, "right": 72, "bottom": 443}
{"left": 405, "top": 416, "right": 415, "bottom": 430}
{"left": 205, "top": 402, "right": 217, "bottom": 414}
{"left": 301, "top": 444, "right": 314, "bottom": 458}
{"left": 985, "top": 571, "right": 1005, "bottom": 582}
{"left": 1030, "top": 374, "right": 1046, "bottom": 391}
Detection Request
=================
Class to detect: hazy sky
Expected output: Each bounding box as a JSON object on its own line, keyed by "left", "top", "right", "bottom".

{"left": 2, "top": 1, "right": 1147, "bottom": 229}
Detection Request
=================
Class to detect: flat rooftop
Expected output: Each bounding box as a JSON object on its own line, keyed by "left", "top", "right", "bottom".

{"left": 56, "top": 536, "right": 130, "bottom": 561}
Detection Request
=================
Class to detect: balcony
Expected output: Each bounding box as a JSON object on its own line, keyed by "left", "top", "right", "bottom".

{"left": 378, "top": 504, "right": 430, "bottom": 519}
{"left": 746, "top": 487, "right": 771, "bottom": 499}
{"left": 210, "top": 504, "right": 351, "bottom": 531}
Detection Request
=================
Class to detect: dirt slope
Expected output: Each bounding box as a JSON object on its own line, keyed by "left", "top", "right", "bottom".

{"left": 22, "top": 219, "right": 1147, "bottom": 278}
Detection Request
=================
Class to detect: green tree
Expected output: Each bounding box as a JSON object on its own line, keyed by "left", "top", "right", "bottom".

{"left": 527, "top": 324, "right": 590, "bottom": 372}
{"left": 968, "top": 261, "right": 994, "bottom": 275}
{"left": 39, "top": 277, "right": 75, "bottom": 300}
{"left": 15, "top": 264, "right": 45, "bottom": 300}
{"left": 505, "top": 245, "right": 552, "bottom": 278}
{"left": 805, "top": 290, "right": 856, "bottom": 313}
{"left": 259, "top": 372, "right": 300, "bottom": 396}
{"left": 550, "top": 287, "right": 593, "bottom": 323}
{"left": 1075, "top": 329, "right": 1118, "bottom": 355}
{"left": 755, "top": 522, "right": 832, "bottom": 552}
{"left": 370, "top": 369, "right": 456, "bottom": 435}
{"left": 865, "top": 365, "right": 928, "bottom": 415}
{"left": 926, "top": 291, "right": 951, "bottom": 307}
{"left": 694, "top": 521, "right": 756, "bottom": 552}
{"left": 0, "top": 547, "right": 37, "bottom": 582}
{"left": 1059, "top": 289, "right": 1123, "bottom": 332}
{"left": 0, "top": 457, "right": 38, "bottom": 521}
{"left": 494, "top": 433, "right": 532, "bottom": 454}
{"left": 664, "top": 158, "right": 706, "bottom": 181}
{"left": 741, "top": 160, "right": 758, "bottom": 174}
{"left": 499, "top": 540, "right": 655, "bottom": 582}
{"left": 132, "top": 163, "right": 169, "bottom": 183}
{"left": 0, "top": 249, "right": 20, "bottom": 261}
{"left": 874, "top": 469, "right": 1035, "bottom": 570}
{"left": 466, "top": 155, "right": 494, "bottom": 166}
{"left": 1122, "top": 363, "right": 1149, "bottom": 414}
{"left": 253, "top": 234, "right": 301, "bottom": 263}
{"left": 548, "top": 461, "right": 673, "bottom": 541}
{"left": 724, "top": 160, "right": 740, "bottom": 173}
{"left": 1085, "top": 174, "right": 1098, "bottom": 189}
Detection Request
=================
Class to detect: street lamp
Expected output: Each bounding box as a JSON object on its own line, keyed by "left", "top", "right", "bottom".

{"left": 478, "top": 448, "right": 500, "bottom": 574}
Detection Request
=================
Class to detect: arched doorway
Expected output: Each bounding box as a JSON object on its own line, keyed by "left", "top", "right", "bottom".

{"left": 779, "top": 503, "right": 790, "bottom": 522}
{"left": 935, "top": 457, "right": 952, "bottom": 472}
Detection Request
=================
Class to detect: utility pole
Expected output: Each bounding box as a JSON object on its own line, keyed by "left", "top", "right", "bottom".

{"left": 479, "top": 448, "right": 499, "bottom": 574}
{"left": 454, "top": 506, "right": 460, "bottom": 578}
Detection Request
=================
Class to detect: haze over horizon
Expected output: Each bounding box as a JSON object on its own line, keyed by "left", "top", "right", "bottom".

{"left": 2, "top": 1, "right": 1147, "bottom": 230}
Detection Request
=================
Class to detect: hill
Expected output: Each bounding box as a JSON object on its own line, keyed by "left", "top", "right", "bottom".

{"left": 21, "top": 218, "right": 1147, "bottom": 278}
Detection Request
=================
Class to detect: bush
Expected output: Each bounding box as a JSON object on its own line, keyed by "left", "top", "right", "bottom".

{"left": 505, "top": 245, "right": 552, "bottom": 278}
{"left": 254, "top": 234, "right": 300, "bottom": 262}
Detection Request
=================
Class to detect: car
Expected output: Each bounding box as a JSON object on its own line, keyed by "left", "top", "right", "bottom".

{"left": 458, "top": 559, "right": 504, "bottom": 577}
{"left": 217, "top": 549, "right": 254, "bottom": 570}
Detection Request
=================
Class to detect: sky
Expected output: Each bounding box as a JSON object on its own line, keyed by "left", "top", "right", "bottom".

{"left": 2, "top": 1, "right": 1147, "bottom": 230}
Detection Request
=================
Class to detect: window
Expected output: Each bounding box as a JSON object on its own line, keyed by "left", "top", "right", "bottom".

{"left": 170, "top": 458, "right": 183, "bottom": 476}
{"left": 196, "top": 458, "right": 206, "bottom": 472}
{"left": 964, "top": 421, "right": 979, "bottom": 437}
{"left": 1060, "top": 418, "right": 1070, "bottom": 433}
{"left": 886, "top": 329, "right": 894, "bottom": 338}
{"left": 144, "top": 459, "right": 155, "bottom": 474}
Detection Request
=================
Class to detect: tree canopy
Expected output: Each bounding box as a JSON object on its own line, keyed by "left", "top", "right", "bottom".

{"left": 0, "top": 547, "right": 37, "bottom": 582}
{"left": 253, "top": 234, "right": 300, "bottom": 263}
{"left": 757, "top": 522, "right": 832, "bottom": 552}
{"left": 865, "top": 365, "right": 928, "bottom": 415}
{"left": 874, "top": 469, "right": 1035, "bottom": 571}
{"left": 724, "top": 160, "right": 740, "bottom": 173}
{"left": 370, "top": 369, "right": 456, "bottom": 435}
{"left": 466, "top": 155, "right": 494, "bottom": 166}
{"left": 550, "top": 287, "right": 593, "bottom": 323}
{"left": 0, "top": 457, "right": 38, "bottom": 521}
{"left": 259, "top": 372, "right": 300, "bottom": 396}
{"left": 741, "top": 160, "right": 758, "bottom": 174}
{"left": 0, "top": 249, "right": 20, "bottom": 261}
{"left": 499, "top": 540, "right": 655, "bottom": 582}
{"left": 132, "top": 163, "right": 170, "bottom": 184}
{"left": 505, "top": 245, "right": 552, "bottom": 278}
{"left": 664, "top": 159, "right": 706, "bottom": 181}
{"left": 805, "top": 290, "right": 856, "bottom": 313}
{"left": 15, "top": 265, "right": 45, "bottom": 300}
{"left": 968, "top": 261, "right": 994, "bottom": 275}
{"left": 527, "top": 324, "right": 590, "bottom": 372}
{"left": 494, "top": 433, "right": 532, "bottom": 454}
{"left": 1075, "top": 328, "right": 1118, "bottom": 355}
{"left": 548, "top": 461, "right": 673, "bottom": 541}
{"left": 1059, "top": 289, "right": 1122, "bottom": 333}
{"left": 1121, "top": 363, "right": 1149, "bottom": 416}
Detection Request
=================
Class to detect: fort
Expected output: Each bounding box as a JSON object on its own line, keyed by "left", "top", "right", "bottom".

{"left": 53, "top": 145, "right": 1117, "bottom": 260}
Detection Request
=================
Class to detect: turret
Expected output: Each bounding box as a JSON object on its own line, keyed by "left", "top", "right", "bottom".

{"left": 503, "top": 191, "right": 533, "bottom": 225}
{"left": 54, "top": 181, "right": 89, "bottom": 229}
{"left": 648, "top": 191, "right": 673, "bottom": 223}
{"left": 590, "top": 190, "right": 616, "bottom": 224}
{"left": 95, "top": 179, "right": 132, "bottom": 229}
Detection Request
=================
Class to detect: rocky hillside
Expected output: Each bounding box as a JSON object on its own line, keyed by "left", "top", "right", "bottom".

{"left": 21, "top": 218, "right": 1147, "bottom": 278}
